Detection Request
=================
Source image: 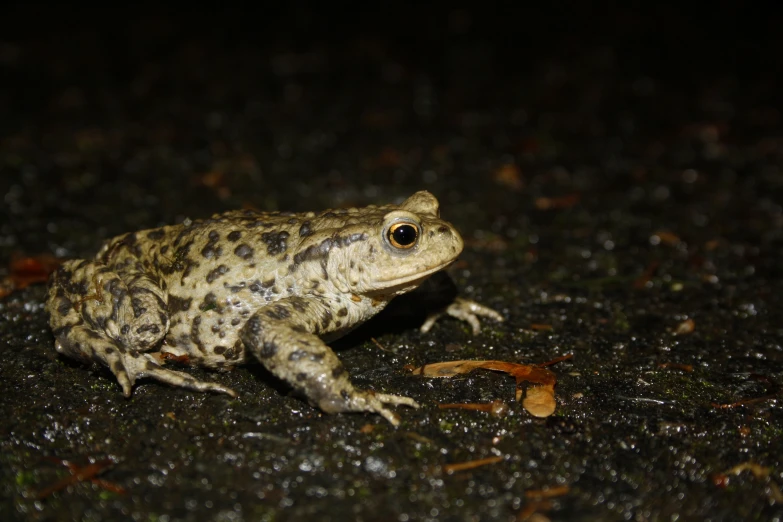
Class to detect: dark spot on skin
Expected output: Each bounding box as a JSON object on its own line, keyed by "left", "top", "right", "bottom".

{"left": 86, "top": 329, "right": 103, "bottom": 340}
{"left": 110, "top": 360, "right": 124, "bottom": 375}
{"left": 291, "top": 324, "right": 308, "bottom": 333}
{"left": 227, "top": 230, "right": 242, "bottom": 242}
{"left": 261, "top": 230, "right": 290, "bottom": 256}
{"left": 291, "top": 233, "right": 368, "bottom": 269}
{"left": 131, "top": 298, "right": 146, "bottom": 318}
{"left": 162, "top": 241, "right": 194, "bottom": 274}
{"left": 322, "top": 212, "right": 337, "bottom": 218}
{"left": 201, "top": 243, "right": 223, "bottom": 259}
{"left": 136, "top": 324, "right": 161, "bottom": 335}
{"left": 258, "top": 341, "right": 277, "bottom": 358}
{"left": 191, "top": 316, "right": 206, "bottom": 352}
{"left": 231, "top": 318, "right": 241, "bottom": 326}
{"left": 234, "top": 243, "right": 254, "bottom": 260}
{"left": 199, "top": 292, "right": 219, "bottom": 312}
{"left": 51, "top": 324, "right": 74, "bottom": 339}
{"left": 160, "top": 245, "right": 169, "bottom": 255}
{"left": 200, "top": 231, "right": 223, "bottom": 259}
{"left": 299, "top": 221, "right": 313, "bottom": 237}
{"left": 105, "top": 278, "right": 126, "bottom": 298}
{"left": 214, "top": 346, "right": 226, "bottom": 355}
{"left": 121, "top": 325, "right": 130, "bottom": 335}
{"left": 105, "top": 347, "right": 115, "bottom": 354}
{"left": 296, "top": 372, "right": 307, "bottom": 382}
{"left": 291, "top": 300, "right": 307, "bottom": 313}
{"left": 287, "top": 217, "right": 298, "bottom": 225}
{"left": 168, "top": 295, "right": 193, "bottom": 314}
{"left": 288, "top": 350, "right": 306, "bottom": 361}
{"left": 332, "top": 366, "right": 346, "bottom": 378}
{"left": 321, "top": 310, "right": 333, "bottom": 331}
{"left": 340, "top": 389, "right": 350, "bottom": 400}
{"left": 206, "top": 264, "right": 230, "bottom": 283}
{"left": 224, "top": 282, "right": 246, "bottom": 293}
{"left": 147, "top": 229, "right": 165, "bottom": 240}
{"left": 57, "top": 298, "right": 72, "bottom": 316}
{"left": 337, "top": 307, "right": 348, "bottom": 317}
{"left": 265, "top": 305, "right": 291, "bottom": 320}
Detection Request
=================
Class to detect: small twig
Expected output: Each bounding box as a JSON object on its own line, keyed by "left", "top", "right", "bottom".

{"left": 444, "top": 456, "right": 503, "bottom": 474}
{"left": 370, "top": 337, "right": 391, "bottom": 352}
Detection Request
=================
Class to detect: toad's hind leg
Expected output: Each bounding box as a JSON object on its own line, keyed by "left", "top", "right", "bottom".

{"left": 47, "top": 259, "right": 236, "bottom": 397}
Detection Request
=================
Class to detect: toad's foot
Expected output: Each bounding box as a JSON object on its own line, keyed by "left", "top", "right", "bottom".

{"left": 317, "top": 389, "right": 419, "bottom": 427}
{"left": 420, "top": 297, "right": 504, "bottom": 335}
{"left": 114, "top": 350, "right": 239, "bottom": 398}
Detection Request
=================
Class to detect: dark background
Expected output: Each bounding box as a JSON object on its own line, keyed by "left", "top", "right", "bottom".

{"left": 1, "top": 3, "right": 783, "bottom": 521}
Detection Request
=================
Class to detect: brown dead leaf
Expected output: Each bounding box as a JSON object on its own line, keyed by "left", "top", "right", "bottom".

{"left": 0, "top": 253, "right": 62, "bottom": 297}
{"left": 715, "top": 462, "right": 783, "bottom": 503}
{"left": 35, "top": 458, "right": 124, "bottom": 499}
{"left": 493, "top": 163, "right": 524, "bottom": 191}
{"left": 674, "top": 318, "right": 695, "bottom": 335}
{"left": 534, "top": 193, "right": 580, "bottom": 210}
{"left": 412, "top": 357, "right": 570, "bottom": 418}
{"left": 658, "top": 362, "right": 694, "bottom": 372}
{"left": 529, "top": 323, "right": 553, "bottom": 331}
{"left": 651, "top": 230, "right": 681, "bottom": 246}
{"left": 633, "top": 260, "right": 660, "bottom": 289}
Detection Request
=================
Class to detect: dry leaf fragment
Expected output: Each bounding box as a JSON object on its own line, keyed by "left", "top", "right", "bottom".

{"left": 651, "top": 230, "right": 682, "bottom": 246}
{"left": 534, "top": 193, "right": 580, "bottom": 210}
{"left": 493, "top": 163, "right": 524, "bottom": 191}
{"left": 412, "top": 357, "right": 569, "bottom": 418}
{"left": 673, "top": 318, "right": 695, "bottom": 335}
{"left": 658, "top": 362, "right": 694, "bottom": 372}
{"left": 35, "top": 458, "right": 124, "bottom": 499}
{"left": 523, "top": 385, "right": 556, "bottom": 418}
{"left": 1, "top": 253, "right": 62, "bottom": 297}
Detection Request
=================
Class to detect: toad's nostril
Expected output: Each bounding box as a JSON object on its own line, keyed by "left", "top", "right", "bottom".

{"left": 437, "top": 226, "right": 449, "bottom": 235}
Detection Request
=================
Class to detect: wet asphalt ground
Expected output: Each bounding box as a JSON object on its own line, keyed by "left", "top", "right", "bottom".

{"left": 1, "top": 3, "right": 782, "bottom": 521}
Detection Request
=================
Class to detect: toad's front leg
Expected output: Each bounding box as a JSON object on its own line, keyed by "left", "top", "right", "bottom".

{"left": 240, "top": 297, "right": 418, "bottom": 426}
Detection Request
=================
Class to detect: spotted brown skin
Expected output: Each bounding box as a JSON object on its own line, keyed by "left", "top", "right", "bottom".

{"left": 45, "top": 191, "right": 503, "bottom": 425}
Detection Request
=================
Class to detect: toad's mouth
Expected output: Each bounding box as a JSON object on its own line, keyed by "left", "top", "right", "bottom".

{"left": 372, "top": 259, "right": 457, "bottom": 292}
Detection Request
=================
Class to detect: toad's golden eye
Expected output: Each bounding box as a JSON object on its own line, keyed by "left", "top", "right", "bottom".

{"left": 388, "top": 222, "right": 419, "bottom": 249}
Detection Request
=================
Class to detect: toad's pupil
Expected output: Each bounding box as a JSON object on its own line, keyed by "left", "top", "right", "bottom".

{"left": 392, "top": 224, "right": 417, "bottom": 246}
